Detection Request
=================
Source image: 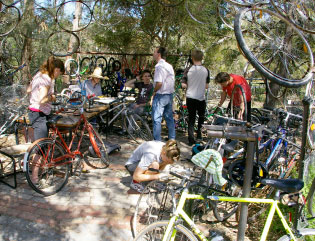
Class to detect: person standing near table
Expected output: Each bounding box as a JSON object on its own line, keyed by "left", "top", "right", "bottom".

{"left": 27, "top": 56, "right": 65, "bottom": 140}
{"left": 152, "top": 46, "right": 176, "bottom": 141}
{"left": 181, "top": 50, "right": 210, "bottom": 145}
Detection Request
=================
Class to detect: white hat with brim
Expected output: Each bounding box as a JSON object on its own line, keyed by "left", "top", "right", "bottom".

{"left": 89, "top": 67, "right": 105, "bottom": 79}
{"left": 191, "top": 149, "right": 227, "bottom": 186}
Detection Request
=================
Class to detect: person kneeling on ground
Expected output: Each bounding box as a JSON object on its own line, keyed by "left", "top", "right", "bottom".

{"left": 125, "top": 140, "right": 180, "bottom": 193}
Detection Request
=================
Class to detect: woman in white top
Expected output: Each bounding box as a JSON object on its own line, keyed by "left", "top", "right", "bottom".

{"left": 27, "top": 56, "right": 65, "bottom": 140}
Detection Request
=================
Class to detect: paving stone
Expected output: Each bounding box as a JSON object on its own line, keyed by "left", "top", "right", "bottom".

{"left": 0, "top": 132, "right": 195, "bottom": 241}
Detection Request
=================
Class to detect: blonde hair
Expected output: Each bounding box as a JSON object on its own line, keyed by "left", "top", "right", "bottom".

{"left": 163, "top": 140, "right": 180, "bottom": 162}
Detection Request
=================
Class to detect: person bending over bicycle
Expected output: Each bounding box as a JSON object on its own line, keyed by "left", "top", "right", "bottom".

{"left": 124, "top": 69, "right": 154, "bottom": 116}
{"left": 26, "top": 56, "right": 65, "bottom": 184}
{"left": 125, "top": 140, "right": 180, "bottom": 193}
{"left": 215, "top": 72, "right": 252, "bottom": 122}
{"left": 27, "top": 56, "right": 65, "bottom": 140}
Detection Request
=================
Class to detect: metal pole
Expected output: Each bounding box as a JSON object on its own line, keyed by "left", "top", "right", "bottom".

{"left": 237, "top": 140, "right": 255, "bottom": 241}
{"left": 293, "top": 96, "right": 310, "bottom": 228}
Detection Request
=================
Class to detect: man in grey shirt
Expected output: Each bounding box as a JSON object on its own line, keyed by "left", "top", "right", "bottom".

{"left": 181, "top": 50, "right": 210, "bottom": 145}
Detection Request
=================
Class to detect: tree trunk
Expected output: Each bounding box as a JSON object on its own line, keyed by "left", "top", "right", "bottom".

{"left": 21, "top": 0, "right": 34, "bottom": 84}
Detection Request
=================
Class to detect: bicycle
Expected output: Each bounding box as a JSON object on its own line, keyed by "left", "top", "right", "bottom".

{"left": 98, "top": 93, "right": 152, "bottom": 143}
{"left": 134, "top": 174, "right": 315, "bottom": 241}
{"left": 23, "top": 98, "right": 109, "bottom": 196}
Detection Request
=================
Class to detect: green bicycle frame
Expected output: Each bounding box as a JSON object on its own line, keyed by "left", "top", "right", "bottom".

{"left": 163, "top": 188, "right": 297, "bottom": 241}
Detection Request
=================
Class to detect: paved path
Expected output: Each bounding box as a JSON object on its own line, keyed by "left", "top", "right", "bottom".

{"left": 0, "top": 130, "right": 200, "bottom": 241}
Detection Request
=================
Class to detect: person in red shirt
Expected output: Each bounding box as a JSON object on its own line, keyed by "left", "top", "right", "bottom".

{"left": 215, "top": 72, "right": 251, "bottom": 121}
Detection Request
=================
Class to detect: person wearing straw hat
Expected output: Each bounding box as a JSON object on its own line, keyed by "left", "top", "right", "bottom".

{"left": 83, "top": 67, "right": 105, "bottom": 97}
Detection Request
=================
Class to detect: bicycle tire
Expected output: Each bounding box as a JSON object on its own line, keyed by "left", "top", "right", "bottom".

{"left": 132, "top": 180, "right": 173, "bottom": 238}
{"left": 134, "top": 220, "right": 198, "bottom": 241}
{"left": 212, "top": 182, "right": 241, "bottom": 221}
{"left": 277, "top": 228, "right": 315, "bottom": 241}
{"left": 124, "top": 113, "right": 153, "bottom": 143}
{"left": 0, "top": 5, "right": 21, "bottom": 37}
{"left": 185, "top": 0, "right": 215, "bottom": 25}
{"left": 25, "top": 138, "right": 70, "bottom": 196}
{"left": 92, "top": 0, "right": 127, "bottom": 28}
{"left": 96, "top": 56, "right": 108, "bottom": 75}
{"left": 234, "top": 7, "right": 314, "bottom": 88}
{"left": 270, "top": 0, "right": 315, "bottom": 35}
{"left": 307, "top": 177, "right": 315, "bottom": 217}
{"left": 65, "top": 58, "right": 79, "bottom": 77}
{"left": 80, "top": 56, "right": 92, "bottom": 75}
{"left": 87, "top": 126, "right": 109, "bottom": 169}
{"left": 46, "top": 31, "right": 80, "bottom": 57}
{"left": 56, "top": 1, "right": 92, "bottom": 32}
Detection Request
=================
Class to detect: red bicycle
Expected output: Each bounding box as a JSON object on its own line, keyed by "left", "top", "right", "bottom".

{"left": 23, "top": 100, "right": 109, "bottom": 196}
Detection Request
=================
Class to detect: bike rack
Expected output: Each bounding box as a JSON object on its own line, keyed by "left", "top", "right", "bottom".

{"left": 0, "top": 151, "right": 17, "bottom": 189}
{"left": 204, "top": 124, "right": 261, "bottom": 241}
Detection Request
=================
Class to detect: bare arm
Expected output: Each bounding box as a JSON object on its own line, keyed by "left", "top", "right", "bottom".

{"left": 133, "top": 166, "right": 161, "bottom": 182}
{"left": 154, "top": 82, "right": 162, "bottom": 93}
{"left": 218, "top": 91, "right": 227, "bottom": 107}
{"left": 237, "top": 94, "right": 245, "bottom": 120}
{"left": 124, "top": 78, "right": 137, "bottom": 88}
{"left": 39, "top": 86, "right": 55, "bottom": 104}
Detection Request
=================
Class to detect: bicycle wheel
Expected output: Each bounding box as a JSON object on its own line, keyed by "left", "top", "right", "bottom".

{"left": 80, "top": 56, "right": 93, "bottom": 75}
{"left": 212, "top": 182, "right": 242, "bottom": 221}
{"left": 124, "top": 113, "right": 153, "bottom": 143}
{"left": 271, "top": 0, "right": 315, "bottom": 35}
{"left": 132, "top": 180, "right": 173, "bottom": 238}
{"left": 56, "top": 1, "right": 92, "bottom": 32}
{"left": 307, "top": 177, "right": 315, "bottom": 217}
{"left": 134, "top": 220, "right": 198, "bottom": 241}
{"left": 96, "top": 56, "right": 107, "bottom": 75}
{"left": 65, "top": 58, "right": 79, "bottom": 77}
{"left": 87, "top": 125, "right": 109, "bottom": 169}
{"left": 234, "top": 7, "right": 314, "bottom": 88}
{"left": 185, "top": 0, "right": 215, "bottom": 25}
{"left": 93, "top": 0, "right": 127, "bottom": 27}
{"left": 46, "top": 31, "right": 80, "bottom": 57}
{"left": 25, "top": 138, "right": 70, "bottom": 196}
{"left": 0, "top": 6, "right": 21, "bottom": 37}
{"left": 277, "top": 228, "right": 315, "bottom": 241}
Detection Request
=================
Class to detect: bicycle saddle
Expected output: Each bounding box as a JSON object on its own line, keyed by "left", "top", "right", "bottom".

{"left": 260, "top": 178, "right": 304, "bottom": 194}
{"left": 222, "top": 140, "right": 239, "bottom": 153}
{"left": 47, "top": 115, "right": 63, "bottom": 125}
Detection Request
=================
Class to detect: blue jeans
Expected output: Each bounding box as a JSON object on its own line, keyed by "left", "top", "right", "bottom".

{"left": 152, "top": 93, "right": 175, "bottom": 141}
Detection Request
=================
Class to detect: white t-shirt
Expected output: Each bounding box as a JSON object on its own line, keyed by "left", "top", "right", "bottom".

{"left": 154, "top": 59, "right": 175, "bottom": 94}
{"left": 182, "top": 65, "right": 210, "bottom": 101}
{"left": 29, "top": 72, "right": 54, "bottom": 115}
{"left": 125, "top": 141, "right": 165, "bottom": 170}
